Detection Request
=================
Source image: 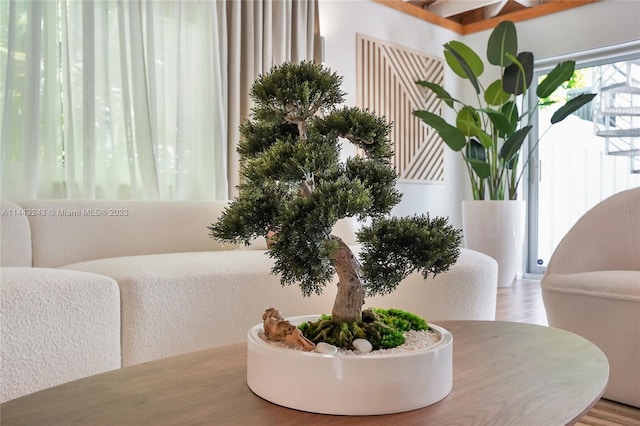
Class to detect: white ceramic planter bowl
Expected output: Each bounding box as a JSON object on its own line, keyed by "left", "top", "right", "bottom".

{"left": 247, "top": 315, "right": 453, "bottom": 415}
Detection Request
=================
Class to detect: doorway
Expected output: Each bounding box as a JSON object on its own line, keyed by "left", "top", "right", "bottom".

{"left": 527, "top": 44, "right": 640, "bottom": 276}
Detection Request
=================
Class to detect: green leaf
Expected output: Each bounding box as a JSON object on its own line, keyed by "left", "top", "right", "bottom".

{"left": 503, "top": 52, "right": 533, "bottom": 95}
{"left": 478, "top": 108, "right": 512, "bottom": 135}
{"left": 484, "top": 79, "right": 512, "bottom": 106}
{"left": 470, "top": 125, "right": 494, "bottom": 149}
{"left": 487, "top": 20, "right": 518, "bottom": 67}
{"left": 499, "top": 125, "right": 532, "bottom": 162}
{"left": 500, "top": 101, "right": 519, "bottom": 136}
{"left": 466, "top": 138, "right": 486, "bottom": 161}
{"left": 413, "top": 110, "right": 467, "bottom": 151}
{"left": 444, "top": 41, "right": 483, "bottom": 94}
{"left": 444, "top": 41, "right": 484, "bottom": 78}
{"left": 536, "top": 61, "right": 576, "bottom": 98}
{"left": 466, "top": 139, "right": 490, "bottom": 180}
{"left": 550, "top": 93, "right": 597, "bottom": 124}
{"left": 467, "top": 158, "right": 491, "bottom": 179}
{"left": 456, "top": 106, "right": 480, "bottom": 136}
{"left": 416, "top": 80, "right": 456, "bottom": 108}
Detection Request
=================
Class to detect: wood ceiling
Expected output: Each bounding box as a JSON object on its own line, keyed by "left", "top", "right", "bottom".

{"left": 374, "top": 0, "right": 600, "bottom": 34}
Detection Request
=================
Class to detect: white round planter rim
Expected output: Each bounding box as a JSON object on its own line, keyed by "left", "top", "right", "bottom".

{"left": 248, "top": 314, "right": 452, "bottom": 358}
{"left": 246, "top": 314, "right": 454, "bottom": 415}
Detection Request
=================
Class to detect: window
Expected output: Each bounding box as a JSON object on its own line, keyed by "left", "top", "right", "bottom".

{"left": 1, "top": 1, "right": 227, "bottom": 201}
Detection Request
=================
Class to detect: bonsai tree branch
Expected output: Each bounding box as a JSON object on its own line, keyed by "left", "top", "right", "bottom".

{"left": 210, "top": 61, "right": 462, "bottom": 349}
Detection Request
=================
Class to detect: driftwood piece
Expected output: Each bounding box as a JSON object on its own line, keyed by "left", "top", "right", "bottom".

{"left": 262, "top": 308, "right": 315, "bottom": 351}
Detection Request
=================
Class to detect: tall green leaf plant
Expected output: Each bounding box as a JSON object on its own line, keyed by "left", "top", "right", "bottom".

{"left": 414, "top": 21, "right": 596, "bottom": 200}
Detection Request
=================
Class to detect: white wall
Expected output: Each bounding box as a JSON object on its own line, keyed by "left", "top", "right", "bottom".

{"left": 514, "top": 0, "right": 640, "bottom": 61}
{"left": 318, "top": 0, "right": 640, "bottom": 227}
{"left": 318, "top": 0, "right": 466, "bottom": 227}
{"left": 464, "top": 0, "right": 640, "bottom": 62}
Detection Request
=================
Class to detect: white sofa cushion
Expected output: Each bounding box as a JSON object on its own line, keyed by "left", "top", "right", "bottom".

{"left": 0, "top": 267, "right": 121, "bottom": 402}
{"left": 542, "top": 271, "right": 640, "bottom": 407}
{"left": 543, "top": 270, "right": 640, "bottom": 302}
{"left": 21, "top": 200, "right": 235, "bottom": 268}
{"left": 62, "top": 251, "right": 339, "bottom": 366}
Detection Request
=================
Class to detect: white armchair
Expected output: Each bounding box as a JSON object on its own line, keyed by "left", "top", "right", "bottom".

{"left": 541, "top": 187, "right": 640, "bottom": 407}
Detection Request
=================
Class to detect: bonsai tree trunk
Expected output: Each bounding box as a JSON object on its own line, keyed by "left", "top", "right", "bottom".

{"left": 330, "top": 236, "right": 366, "bottom": 323}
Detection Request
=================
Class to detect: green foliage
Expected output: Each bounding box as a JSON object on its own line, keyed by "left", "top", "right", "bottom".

{"left": 503, "top": 52, "right": 533, "bottom": 96}
{"left": 237, "top": 121, "right": 300, "bottom": 158}
{"left": 267, "top": 176, "right": 373, "bottom": 295}
{"left": 210, "top": 61, "right": 461, "bottom": 313}
{"left": 414, "top": 20, "right": 596, "bottom": 200}
{"left": 536, "top": 61, "right": 575, "bottom": 98}
{"left": 250, "top": 61, "right": 345, "bottom": 125}
{"left": 240, "top": 133, "right": 339, "bottom": 183}
{"left": 211, "top": 61, "right": 406, "bottom": 295}
{"left": 298, "top": 308, "right": 428, "bottom": 350}
{"left": 343, "top": 157, "right": 402, "bottom": 218}
{"left": 486, "top": 21, "right": 517, "bottom": 67}
{"left": 208, "top": 182, "right": 288, "bottom": 246}
{"left": 372, "top": 308, "right": 428, "bottom": 332}
{"left": 539, "top": 68, "right": 591, "bottom": 108}
{"left": 378, "top": 328, "right": 406, "bottom": 349}
{"left": 314, "top": 107, "right": 395, "bottom": 160}
{"left": 358, "top": 216, "right": 462, "bottom": 296}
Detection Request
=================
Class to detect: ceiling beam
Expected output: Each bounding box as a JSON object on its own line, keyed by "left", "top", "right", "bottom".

{"left": 484, "top": 0, "right": 510, "bottom": 18}
{"left": 375, "top": 0, "right": 601, "bottom": 35}
{"left": 374, "top": 0, "right": 465, "bottom": 33}
{"left": 427, "top": 0, "right": 504, "bottom": 18}
{"left": 513, "top": 0, "right": 536, "bottom": 7}
{"left": 464, "top": 0, "right": 601, "bottom": 33}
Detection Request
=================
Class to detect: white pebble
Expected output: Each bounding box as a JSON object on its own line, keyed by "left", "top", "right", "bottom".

{"left": 316, "top": 342, "right": 338, "bottom": 355}
{"left": 352, "top": 339, "right": 373, "bottom": 354}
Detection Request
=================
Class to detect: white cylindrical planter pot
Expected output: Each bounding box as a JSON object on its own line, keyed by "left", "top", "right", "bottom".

{"left": 462, "top": 200, "right": 526, "bottom": 288}
{"left": 247, "top": 315, "right": 453, "bottom": 415}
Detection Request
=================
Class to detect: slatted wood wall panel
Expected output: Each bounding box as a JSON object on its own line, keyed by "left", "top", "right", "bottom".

{"left": 356, "top": 34, "right": 444, "bottom": 182}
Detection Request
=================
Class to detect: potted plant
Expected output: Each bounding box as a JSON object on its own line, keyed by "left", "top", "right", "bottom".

{"left": 209, "top": 61, "right": 462, "bottom": 415}
{"left": 413, "top": 21, "right": 595, "bottom": 286}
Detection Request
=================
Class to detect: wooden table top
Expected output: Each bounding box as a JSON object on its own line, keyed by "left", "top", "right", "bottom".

{"left": 1, "top": 321, "right": 608, "bottom": 426}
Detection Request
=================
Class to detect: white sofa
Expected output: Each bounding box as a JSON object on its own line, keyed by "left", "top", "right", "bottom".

{"left": 1, "top": 203, "right": 121, "bottom": 403}
{"left": 541, "top": 187, "right": 640, "bottom": 408}
{"left": 1, "top": 199, "right": 497, "bottom": 402}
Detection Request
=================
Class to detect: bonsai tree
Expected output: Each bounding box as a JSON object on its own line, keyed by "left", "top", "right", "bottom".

{"left": 209, "top": 61, "right": 461, "bottom": 349}
{"left": 414, "top": 21, "right": 596, "bottom": 200}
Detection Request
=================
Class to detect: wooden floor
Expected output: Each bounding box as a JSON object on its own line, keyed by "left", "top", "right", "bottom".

{"left": 496, "top": 279, "right": 640, "bottom": 425}
{"left": 495, "top": 278, "right": 548, "bottom": 325}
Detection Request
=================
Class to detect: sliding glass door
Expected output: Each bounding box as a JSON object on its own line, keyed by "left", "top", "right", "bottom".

{"left": 527, "top": 44, "right": 640, "bottom": 276}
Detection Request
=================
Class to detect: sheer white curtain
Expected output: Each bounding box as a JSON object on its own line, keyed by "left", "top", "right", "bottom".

{"left": 1, "top": 0, "right": 227, "bottom": 200}
{"left": 1, "top": 0, "right": 319, "bottom": 201}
